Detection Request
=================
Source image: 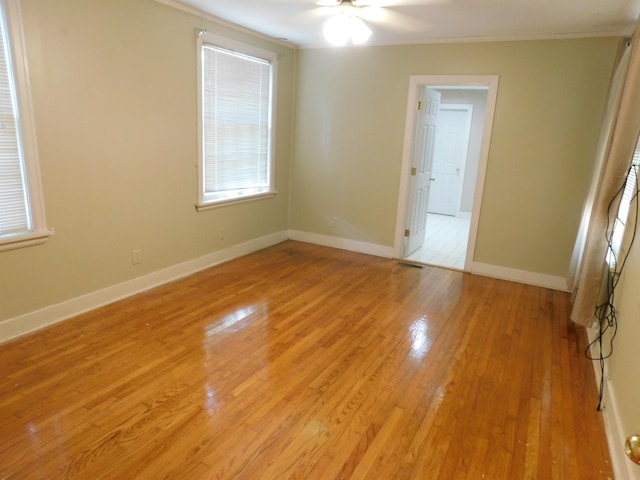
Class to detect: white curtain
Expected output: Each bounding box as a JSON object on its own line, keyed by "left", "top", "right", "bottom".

{"left": 570, "top": 22, "right": 640, "bottom": 326}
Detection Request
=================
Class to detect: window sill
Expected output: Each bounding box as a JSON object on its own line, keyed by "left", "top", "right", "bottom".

{"left": 0, "top": 228, "right": 54, "bottom": 252}
{"left": 196, "top": 191, "right": 277, "bottom": 212}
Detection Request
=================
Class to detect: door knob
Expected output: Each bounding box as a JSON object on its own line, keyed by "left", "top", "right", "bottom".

{"left": 429, "top": 178, "right": 435, "bottom": 182}
{"left": 626, "top": 435, "right": 640, "bottom": 465}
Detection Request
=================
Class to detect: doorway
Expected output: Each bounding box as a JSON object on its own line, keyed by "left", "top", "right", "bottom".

{"left": 394, "top": 75, "right": 499, "bottom": 272}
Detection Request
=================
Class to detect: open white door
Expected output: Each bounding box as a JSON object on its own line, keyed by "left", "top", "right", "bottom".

{"left": 404, "top": 86, "right": 440, "bottom": 256}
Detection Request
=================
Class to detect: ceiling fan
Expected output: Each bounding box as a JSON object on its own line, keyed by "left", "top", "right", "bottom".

{"left": 318, "top": 0, "right": 383, "bottom": 6}
{"left": 321, "top": 3, "right": 373, "bottom": 45}
{"left": 312, "top": 0, "right": 430, "bottom": 45}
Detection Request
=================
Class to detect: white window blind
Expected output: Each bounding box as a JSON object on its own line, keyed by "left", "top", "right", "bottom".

{"left": 198, "top": 36, "right": 276, "bottom": 207}
{"left": 0, "top": 0, "right": 47, "bottom": 251}
{"left": 607, "top": 136, "right": 640, "bottom": 267}
{"left": 0, "top": 3, "right": 29, "bottom": 240}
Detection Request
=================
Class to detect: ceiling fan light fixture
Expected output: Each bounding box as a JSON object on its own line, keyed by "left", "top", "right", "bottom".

{"left": 324, "top": 13, "right": 351, "bottom": 46}
{"left": 350, "top": 16, "right": 372, "bottom": 44}
{"left": 323, "top": 13, "right": 372, "bottom": 46}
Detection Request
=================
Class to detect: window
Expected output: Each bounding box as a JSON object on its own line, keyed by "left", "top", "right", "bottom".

{"left": 0, "top": 0, "right": 48, "bottom": 251}
{"left": 606, "top": 135, "right": 640, "bottom": 268}
{"left": 196, "top": 33, "right": 277, "bottom": 209}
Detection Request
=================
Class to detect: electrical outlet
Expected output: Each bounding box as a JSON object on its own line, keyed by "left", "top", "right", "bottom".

{"left": 132, "top": 249, "right": 142, "bottom": 265}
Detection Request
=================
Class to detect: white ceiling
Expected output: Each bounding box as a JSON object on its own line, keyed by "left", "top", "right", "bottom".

{"left": 172, "top": 0, "right": 640, "bottom": 48}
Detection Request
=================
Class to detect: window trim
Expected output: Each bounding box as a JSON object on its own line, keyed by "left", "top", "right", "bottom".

{"left": 0, "top": 0, "right": 50, "bottom": 251}
{"left": 195, "top": 32, "right": 278, "bottom": 211}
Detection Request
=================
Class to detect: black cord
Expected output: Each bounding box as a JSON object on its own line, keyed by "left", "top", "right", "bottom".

{"left": 585, "top": 163, "right": 639, "bottom": 411}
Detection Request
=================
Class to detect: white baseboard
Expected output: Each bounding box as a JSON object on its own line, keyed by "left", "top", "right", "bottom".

{"left": 287, "top": 229, "right": 395, "bottom": 258}
{"left": 470, "top": 261, "right": 569, "bottom": 292}
{"left": 0, "top": 231, "right": 288, "bottom": 344}
{"left": 0, "top": 231, "right": 581, "bottom": 344}
{"left": 287, "top": 232, "right": 569, "bottom": 292}
{"left": 586, "top": 328, "right": 639, "bottom": 480}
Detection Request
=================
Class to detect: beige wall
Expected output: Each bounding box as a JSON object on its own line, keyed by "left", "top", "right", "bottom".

{"left": 0, "top": 0, "right": 295, "bottom": 322}
{"left": 290, "top": 38, "right": 620, "bottom": 276}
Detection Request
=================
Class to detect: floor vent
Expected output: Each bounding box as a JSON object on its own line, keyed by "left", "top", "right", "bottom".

{"left": 397, "top": 262, "right": 424, "bottom": 269}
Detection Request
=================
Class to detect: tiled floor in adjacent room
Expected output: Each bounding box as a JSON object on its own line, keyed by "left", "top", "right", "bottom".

{"left": 405, "top": 213, "right": 471, "bottom": 270}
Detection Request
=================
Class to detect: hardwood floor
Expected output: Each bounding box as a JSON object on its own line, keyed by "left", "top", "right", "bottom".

{"left": 0, "top": 241, "right": 612, "bottom": 479}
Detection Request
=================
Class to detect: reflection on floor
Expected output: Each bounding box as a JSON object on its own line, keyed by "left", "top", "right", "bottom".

{"left": 405, "top": 213, "right": 471, "bottom": 270}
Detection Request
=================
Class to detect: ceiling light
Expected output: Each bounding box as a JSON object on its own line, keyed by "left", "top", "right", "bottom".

{"left": 350, "top": 16, "right": 372, "bottom": 44}
{"left": 324, "top": 13, "right": 372, "bottom": 46}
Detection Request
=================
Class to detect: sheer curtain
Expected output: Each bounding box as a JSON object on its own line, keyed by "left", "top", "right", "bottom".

{"left": 569, "top": 21, "right": 640, "bottom": 326}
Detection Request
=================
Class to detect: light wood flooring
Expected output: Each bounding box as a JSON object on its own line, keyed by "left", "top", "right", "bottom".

{"left": 0, "top": 241, "right": 612, "bottom": 479}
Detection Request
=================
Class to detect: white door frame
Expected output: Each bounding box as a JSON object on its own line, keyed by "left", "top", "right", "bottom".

{"left": 394, "top": 75, "right": 499, "bottom": 272}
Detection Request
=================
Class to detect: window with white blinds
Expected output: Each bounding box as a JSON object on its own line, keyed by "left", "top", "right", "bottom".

{"left": 606, "top": 136, "right": 640, "bottom": 268}
{"left": 0, "top": 0, "right": 47, "bottom": 251}
{"left": 197, "top": 34, "right": 277, "bottom": 208}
